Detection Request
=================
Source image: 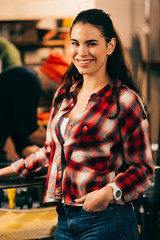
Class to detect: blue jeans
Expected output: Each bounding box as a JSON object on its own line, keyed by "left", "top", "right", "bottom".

{"left": 55, "top": 203, "right": 140, "bottom": 240}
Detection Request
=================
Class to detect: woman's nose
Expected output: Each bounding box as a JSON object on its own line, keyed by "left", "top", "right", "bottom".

{"left": 78, "top": 45, "right": 88, "bottom": 56}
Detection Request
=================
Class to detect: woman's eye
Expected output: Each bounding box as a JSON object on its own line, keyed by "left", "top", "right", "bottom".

{"left": 71, "top": 42, "right": 79, "bottom": 46}
{"left": 88, "top": 42, "right": 97, "bottom": 46}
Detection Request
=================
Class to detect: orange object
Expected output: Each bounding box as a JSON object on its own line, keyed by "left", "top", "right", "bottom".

{"left": 37, "top": 112, "right": 50, "bottom": 120}
{"left": 37, "top": 112, "right": 50, "bottom": 126}
{"left": 42, "top": 30, "right": 68, "bottom": 41}
{"left": 39, "top": 51, "right": 70, "bottom": 84}
{"left": 42, "top": 30, "right": 58, "bottom": 41}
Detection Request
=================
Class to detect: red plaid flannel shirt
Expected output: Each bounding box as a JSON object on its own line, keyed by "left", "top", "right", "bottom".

{"left": 11, "top": 80, "right": 154, "bottom": 205}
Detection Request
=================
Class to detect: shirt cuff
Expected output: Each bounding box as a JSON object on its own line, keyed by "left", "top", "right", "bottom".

{"left": 11, "top": 159, "right": 29, "bottom": 178}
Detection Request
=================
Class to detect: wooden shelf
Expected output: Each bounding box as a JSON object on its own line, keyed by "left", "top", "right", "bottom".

{"left": 13, "top": 39, "right": 66, "bottom": 49}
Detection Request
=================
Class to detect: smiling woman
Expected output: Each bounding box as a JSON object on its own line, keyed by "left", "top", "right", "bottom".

{"left": 0, "top": 8, "right": 154, "bottom": 240}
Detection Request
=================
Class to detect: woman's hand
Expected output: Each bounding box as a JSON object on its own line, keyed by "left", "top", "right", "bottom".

{"left": 75, "top": 185, "right": 114, "bottom": 212}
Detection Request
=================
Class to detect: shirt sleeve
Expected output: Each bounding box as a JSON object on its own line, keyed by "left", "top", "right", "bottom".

{"left": 11, "top": 147, "right": 49, "bottom": 178}
{"left": 114, "top": 90, "right": 154, "bottom": 202}
{"left": 0, "top": 36, "right": 22, "bottom": 70}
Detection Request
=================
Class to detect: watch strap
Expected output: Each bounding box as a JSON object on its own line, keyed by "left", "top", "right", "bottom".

{"left": 108, "top": 183, "right": 122, "bottom": 200}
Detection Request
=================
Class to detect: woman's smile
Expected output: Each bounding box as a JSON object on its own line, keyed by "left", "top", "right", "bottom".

{"left": 76, "top": 58, "right": 94, "bottom": 66}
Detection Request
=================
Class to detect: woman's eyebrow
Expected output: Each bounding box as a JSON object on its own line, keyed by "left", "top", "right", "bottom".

{"left": 70, "top": 39, "right": 79, "bottom": 42}
{"left": 70, "top": 39, "right": 98, "bottom": 43}
{"left": 85, "top": 39, "right": 98, "bottom": 43}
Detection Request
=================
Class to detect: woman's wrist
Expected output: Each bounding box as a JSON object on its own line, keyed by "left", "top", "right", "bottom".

{"left": 0, "top": 166, "right": 17, "bottom": 179}
{"left": 102, "top": 185, "right": 114, "bottom": 202}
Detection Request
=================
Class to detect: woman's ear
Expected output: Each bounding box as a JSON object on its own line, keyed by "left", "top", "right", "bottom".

{"left": 106, "top": 38, "right": 116, "bottom": 55}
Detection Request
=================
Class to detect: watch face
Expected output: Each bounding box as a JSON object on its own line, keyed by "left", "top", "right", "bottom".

{"left": 115, "top": 190, "right": 121, "bottom": 198}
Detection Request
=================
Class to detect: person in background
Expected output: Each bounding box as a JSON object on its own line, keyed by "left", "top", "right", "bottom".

{"left": 0, "top": 35, "right": 22, "bottom": 71}
{"left": 0, "top": 9, "right": 154, "bottom": 240}
{"left": 0, "top": 36, "right": 23, "bottom": 206}
{"left": 0, "top": 51, "right": 70, "bottom": 161}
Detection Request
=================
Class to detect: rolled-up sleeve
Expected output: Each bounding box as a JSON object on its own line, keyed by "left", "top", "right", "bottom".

{"left": 114, "top": 91, "right": 154, "bottom": 202}
{"left": 115, "top": 119, "right": 154, "bottom": 203}
{"left": 11, "top": 147, "right": 50, "bottom": 178}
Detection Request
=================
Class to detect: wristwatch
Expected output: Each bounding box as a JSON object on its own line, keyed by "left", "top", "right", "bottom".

{"left": 108, "top": 183, "right": 122, "bottom": 200}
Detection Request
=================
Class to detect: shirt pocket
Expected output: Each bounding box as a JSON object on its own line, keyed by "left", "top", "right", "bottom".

{"left": 75, "top": 124, "right": 110, "bottom": 148}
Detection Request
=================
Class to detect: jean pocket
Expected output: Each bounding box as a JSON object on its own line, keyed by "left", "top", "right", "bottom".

{"left": 81, "top": 204, "right": 114, "bottom": 215}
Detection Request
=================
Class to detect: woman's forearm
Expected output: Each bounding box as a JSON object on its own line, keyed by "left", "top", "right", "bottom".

{"left": 0, "top": 166, "right": 18, "bottom": 179}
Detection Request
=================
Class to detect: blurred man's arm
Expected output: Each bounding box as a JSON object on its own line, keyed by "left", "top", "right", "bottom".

{"left": 21, "top": 126, "right": 46, "bottom": 157}
{"left": 28, "top": 126, "right": 46, "bottom": 147}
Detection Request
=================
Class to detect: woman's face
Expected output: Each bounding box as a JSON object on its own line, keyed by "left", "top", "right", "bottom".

{"left": 70, "top": 23, "right": 110, "bottom": 77}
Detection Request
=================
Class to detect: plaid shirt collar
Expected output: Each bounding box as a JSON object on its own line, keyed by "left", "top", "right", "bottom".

{"left": 69, "top": 79, "right": 118, "bottom": 102}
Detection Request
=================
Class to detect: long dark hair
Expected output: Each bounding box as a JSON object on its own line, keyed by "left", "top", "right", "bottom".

{"left": 54, "top": 9, "right": 140, "bottom": 115}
